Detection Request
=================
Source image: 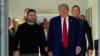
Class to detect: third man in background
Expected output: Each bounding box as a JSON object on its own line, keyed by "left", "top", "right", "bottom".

{"left": 40, "top": 19, "right": 49, "bottom": 56}
{"left": 71, "top": 5, "right": 93, "bottom": 56}
{"left": 11, "top": 18, "right": 19, "bottom": 37}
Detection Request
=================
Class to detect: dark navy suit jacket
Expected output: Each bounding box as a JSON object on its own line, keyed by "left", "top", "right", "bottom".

{"left": 47, "top": 16, "right": 83, "bottom": 56}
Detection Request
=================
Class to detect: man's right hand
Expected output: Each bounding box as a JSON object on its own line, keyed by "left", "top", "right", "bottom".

{"left": 88, "top": 49, "right": 93, "bottom": 56}
{"left": 48, "top": 51, "right": 53, "bottom": 56}
{"left": 45, "top": 46, "right": 48, "bottom": 52}
{"left": 13, "top": 51, "right": 20, "bottom": 56}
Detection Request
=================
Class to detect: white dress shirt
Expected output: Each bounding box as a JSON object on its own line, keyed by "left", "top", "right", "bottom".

{"left": 61, "top": 16, "right": 81, "bottom": 54}
{"left": 44, "top": 29, "right": 48, "bottom": 41}
{"left": 61, "top": 16, "right": 69, "bottom": 35}
{"left": 61, "top": 16, "right": 69, "bottom": 41}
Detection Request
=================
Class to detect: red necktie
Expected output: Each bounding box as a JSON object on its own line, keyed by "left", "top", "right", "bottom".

{"left": 63, "top": 18, "right": 68, "bottom": 48}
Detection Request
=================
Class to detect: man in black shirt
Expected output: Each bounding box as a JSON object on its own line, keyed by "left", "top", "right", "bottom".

{"left": 14, "top": 9, "right": 46, "bottom": 56}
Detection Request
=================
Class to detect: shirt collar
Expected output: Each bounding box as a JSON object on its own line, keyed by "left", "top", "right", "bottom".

{"left": 61, "top": 15, "right": 69, "bottom": 21}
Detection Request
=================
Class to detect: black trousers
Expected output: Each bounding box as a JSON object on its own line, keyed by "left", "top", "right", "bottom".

{"left": 9, "top": 50, "right": 13, "bottom": 56}
{"left": 41, "top": 51, "right": 48, "bottom": 56}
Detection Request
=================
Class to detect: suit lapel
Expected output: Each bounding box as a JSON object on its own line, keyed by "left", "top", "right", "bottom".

{"left": 57, "top": 16, "right": 73, "bottom": 37}
{"left": 68, "top": 16, "right": 73, "bottom": 35}
{"left": 57, "top": 16, "right": 62, "bottom": 38}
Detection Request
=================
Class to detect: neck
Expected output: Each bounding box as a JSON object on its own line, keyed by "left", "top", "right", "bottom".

{"left": 27, "top": 21, "right": 34, "bottom": 25}
{"left": 73, "top": 16, "right": 79, "bottom": 19}
{"left": 61, "top": 15, "right": 68, "bottom": 19}
{"left": 76, "top": 17, "right": 79, "bottom": 19}
{"left": 77, "top": 15, "right": 79, "bottom": 18}
{"left": 73, "top": 15, "right": 79, "bottom": 19}
{"left": 45, "top": 28, "right": 48, "bottom": 32}
{"left": 61, "top": 13, "right": 68, "bottom": 18}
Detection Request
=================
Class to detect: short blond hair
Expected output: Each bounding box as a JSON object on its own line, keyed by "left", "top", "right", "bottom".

{"left": 58, "top": 3, "right": 69, "bottom": 10}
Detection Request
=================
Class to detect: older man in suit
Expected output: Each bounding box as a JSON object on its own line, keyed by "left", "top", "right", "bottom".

{"left": 48, "top": 3, "right": 83, "bottom": 56}
{"left": 40, "top": 19, "right": 49, "bottom": 56}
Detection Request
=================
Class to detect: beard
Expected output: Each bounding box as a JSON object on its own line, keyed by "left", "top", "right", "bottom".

{"left": 27, "top": 19, "right": 35, "bottom": 23}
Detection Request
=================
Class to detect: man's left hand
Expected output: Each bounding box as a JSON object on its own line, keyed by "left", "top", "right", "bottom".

{"left": 45, "top": 46, "right": 48, "bottom": 52}
{"left": 75, "top": 46, "right": 81, "bottom": 55}
{"left": 88, "top": 49, "right": 93, "bottom": 56}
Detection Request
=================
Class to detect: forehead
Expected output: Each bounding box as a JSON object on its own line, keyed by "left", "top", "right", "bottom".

{"left": 59, "top": 6, "right": 68, "bottom": 9}
{"left": 59, "top": 6, "right": 67, "bottom": 9}
{"left": 72, "top": 7, "right": 79, "bottom": 10}
{"left": 28, "top": 11, "right": 36, "bottom": 15}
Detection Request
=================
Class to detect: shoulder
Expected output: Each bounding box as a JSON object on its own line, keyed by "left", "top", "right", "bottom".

{"left": 69, "top": 16, "right": 76, "bottom": 19}
{"left": 69, "top": 16, "right": 79, "bottom": 22}
{"left": 34, "top": 23, "right": 43, "bottom": 29}
{"left": 19, "top": 22, "right": 26, "bottom": 26}
{"left": 17, "top": 22, "right": 27, "bottom": 29}
{"left": 84, "top": 20, "right": 88, "bottom": 23}
{"left": 35, "top": 24, "right": 44, "bottom": 32}
{"left": 50, "top": 16, "right": 60, "bottom": 22}
{"left": 80, "top": 19, "right": 88, "bottom": 24}
{"left": 51, "top": 16, "right": 60, "bottom": 20}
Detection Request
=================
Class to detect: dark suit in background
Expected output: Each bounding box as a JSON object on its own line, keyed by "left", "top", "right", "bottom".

{"left": 94, "top": 40, "right": 98, "bottom": 56}
{"left": 78, "top": 19, "right": 93, "bottom": 56}
{"left": 11, "top": 27, "right": 17, "bottom": 37}
{"left": 40, "top": 29, "right": 48, "bottom": 56}
{"left": 40, "top": 19, "right": 49, "bottom": 56}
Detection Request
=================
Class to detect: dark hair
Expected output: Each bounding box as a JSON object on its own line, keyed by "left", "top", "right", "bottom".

{"left": 72, "top": 5, "right": 80, "bottom": 12}
{"left": 8, "top": 17, "right": 11, "bottom": 20}
{"left": 80, "top": 15, "right": 85, "bottom": 19}
{"left": 27, "top": 9, "right": 36, "bottom": 15}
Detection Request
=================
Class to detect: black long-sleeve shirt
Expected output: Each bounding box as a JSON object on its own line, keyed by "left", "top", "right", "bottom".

{"left": 14, "top": 22, "right": 46, "bottom": 54}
